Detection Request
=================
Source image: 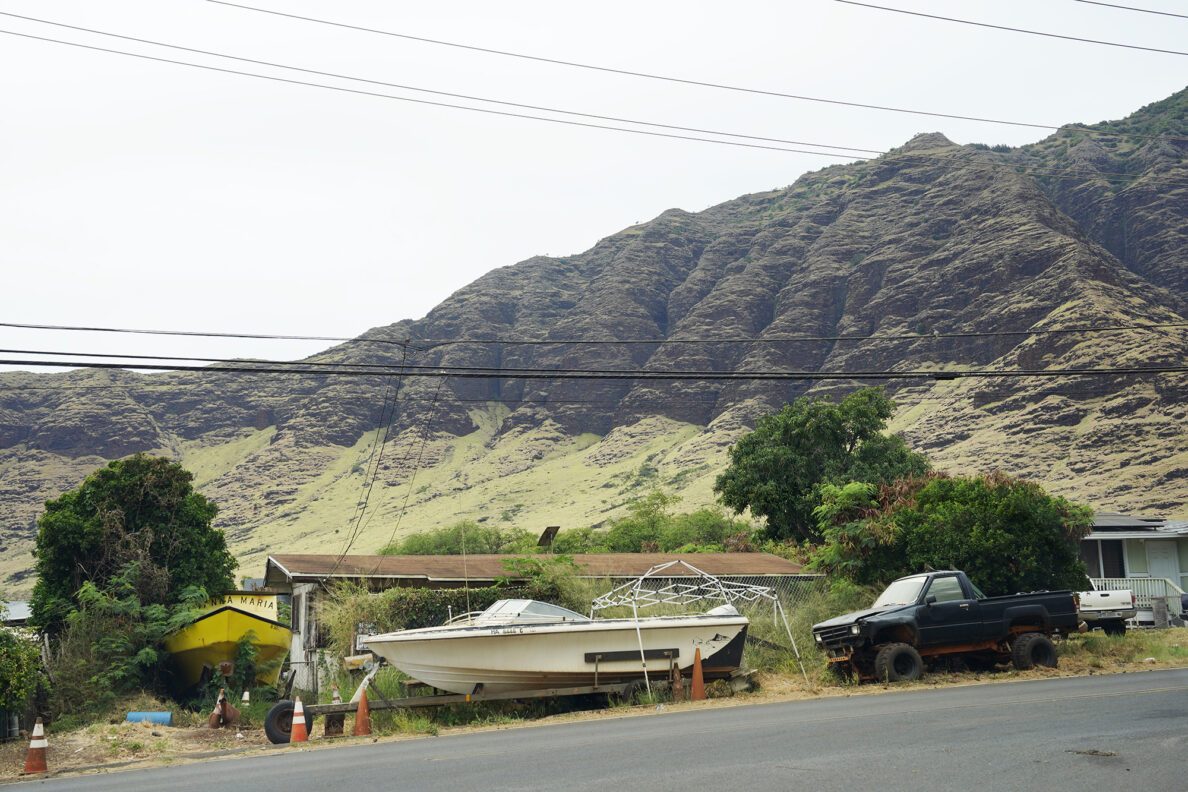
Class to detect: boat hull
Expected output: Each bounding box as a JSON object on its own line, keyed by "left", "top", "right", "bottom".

{"left": 365, "top": 614, "right": 748, "bottom": 695}
{"left": 165, "top": 606, "right": 291, "bottom": 688}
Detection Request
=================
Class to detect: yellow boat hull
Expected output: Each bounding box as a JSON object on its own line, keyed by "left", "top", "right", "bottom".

{"left": 165, "top": 606, "right": 291, "bottom": 688}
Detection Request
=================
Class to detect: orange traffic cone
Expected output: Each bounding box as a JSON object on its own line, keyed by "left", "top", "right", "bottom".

{"left": 290, "top": 698, "right": 308, "bottom": 743}
{"left": 332, "top": 683, "right": 342, "bottom": 704}
{"left": 353, "top": 688, "right": 371, "bottom": 737}
{"left": 690, "top": 648, "right": 706, "bottom": 701}
{"left": 22, "top": 718, "right": 48, "bottom": 775}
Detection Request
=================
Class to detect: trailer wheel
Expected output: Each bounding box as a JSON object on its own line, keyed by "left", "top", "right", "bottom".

{"left": 874, "top": 643, "right": 923, "bottom": 682}
{"left": 265, "top": 700, "right": 313, "bottom": 744}
{"left": 1102, "top": 621, "right": 1127, "bottom": 637}
{"left": 1011, "top": 633, "right": 1058, "bottom": 670}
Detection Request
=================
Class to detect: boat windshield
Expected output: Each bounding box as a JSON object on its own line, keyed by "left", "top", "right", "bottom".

{"left": 872, "top": 576, "right": 928, "bottom": 608}
{"left": 473, "top": 599, "right": 591, "bottom": 624}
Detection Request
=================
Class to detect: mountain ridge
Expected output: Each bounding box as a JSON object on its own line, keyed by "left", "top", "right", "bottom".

{"left": 2, "top": 87, "right": 1186, "bottom": 593}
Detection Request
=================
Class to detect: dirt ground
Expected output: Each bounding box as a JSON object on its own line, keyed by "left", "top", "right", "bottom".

{"left": 4, "top": 633, "right": 1186, "bottom": 782}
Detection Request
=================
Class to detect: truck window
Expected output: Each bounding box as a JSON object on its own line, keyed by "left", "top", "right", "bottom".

{"left": 926, "top": 576, "right": 966, "bottom": 603}
{"left": 873, "top": 576, "right": 928, "bottom": 607}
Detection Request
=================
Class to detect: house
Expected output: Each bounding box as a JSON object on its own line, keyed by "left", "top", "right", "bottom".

{"left": 261, "top": 552, "right": 813, "bottom": 694}
{"left": 1079, "top": 512, "right": 1188, "bottom": 621}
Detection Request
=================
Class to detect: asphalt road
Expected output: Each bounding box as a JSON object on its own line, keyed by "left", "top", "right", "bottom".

{"left": 25, "top": 669, "right": 1188, "bottom": 792}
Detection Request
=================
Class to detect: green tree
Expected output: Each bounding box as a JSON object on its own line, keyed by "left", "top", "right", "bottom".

{"left": 30, "top": 454, "right": 236, "bottom": 635}
{"left": 808, "top": 472, "right": 1092, "bottom": 595}
{"left": 377, "top": 521, "right": 534, "bottom": 555}
{"left": 660, "top": 507, "right": 755, "bottom": 552}
{"left": 604, "top": 490, "right": 679, "bottom": 552}
{"left": 714, "top": 387, "right": 930, "bottom": 542}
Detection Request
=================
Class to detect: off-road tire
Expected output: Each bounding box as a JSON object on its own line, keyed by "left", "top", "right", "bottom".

{"left": 264, "top": 700, "right": 313, "bottom": 744}
{"left": 1011, "top": 632, "right": 1058, "bottom": 670}
{"left": 874, "top": 643, "right": 923, "bottom": 682}
{"left": 1102, "top": 620, "right": 1127, "bottom": 637}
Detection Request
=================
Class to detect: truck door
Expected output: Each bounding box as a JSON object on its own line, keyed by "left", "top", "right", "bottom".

{"left": 915, "top": 576, "right": 983, "bottom": 646}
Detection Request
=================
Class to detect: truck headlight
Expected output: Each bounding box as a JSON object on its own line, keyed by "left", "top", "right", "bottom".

{"left": 850, "top": 624, "right": 861, "bottom": 635}
{"left": 814, "top": 633, "right": 822, "bottom": 642}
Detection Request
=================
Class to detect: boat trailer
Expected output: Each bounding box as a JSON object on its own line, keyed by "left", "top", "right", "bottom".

{"left": 264, "top": 660, "right": 716, "bottom": 744}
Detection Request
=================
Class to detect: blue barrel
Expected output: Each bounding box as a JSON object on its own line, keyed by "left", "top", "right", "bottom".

{"left": 126, "top": 711, "right": 173, "bottom": 726}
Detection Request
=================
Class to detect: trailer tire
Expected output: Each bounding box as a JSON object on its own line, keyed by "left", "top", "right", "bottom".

{"left": 874, "top": 643, "right": 923, "bottom": 682}
{"left": 1102, "top": 620, "right": 1127, "bottom": 637}
{"left": 1011, "top": 632, "right": 1058, "bottom": 670}
{"left": 264, "top": 700, "right": 312, "bottom": 744}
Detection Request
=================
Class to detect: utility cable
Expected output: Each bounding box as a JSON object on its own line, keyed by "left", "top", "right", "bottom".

{"left": 10, "top": 345, "right": 1188, "bottom": 379}
{"left": 0, "top": 320, "right": 414, "bottom": 349}
{"left": 0, "top": 28, "right": 878, "bottom": 161}
{"left": 374, "top": 377, "right": 447, "bottom": 567}
{"left": 1073, "top": 0, "right": 1188, "bottom": 20}
{"left": 2, "top": 27, "right": 1181, "bottom": 188}
{"left": 330, "top": 346, "right": 411, "bottom": 577}
{"left": 834, "top": 0, "right": 1188, "bottom": 56}
{"left": 0, "top": 10, "right": 876, "bottom": 159}
{"left": 5, "top": 356, "right": 1188, "bottom": 381}
{"left": 6, "top": 320, "right": 1187, "bottom": 351}
{"left": 209, "top": 0, "right": 1188, "bottom": 140}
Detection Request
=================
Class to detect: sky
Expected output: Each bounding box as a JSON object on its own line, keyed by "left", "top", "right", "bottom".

{"left": 1, "top": 0, "right": 1185, "bottom": 370}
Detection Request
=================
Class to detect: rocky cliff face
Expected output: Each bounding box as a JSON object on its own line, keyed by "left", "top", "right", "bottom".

{"left": 2, "top": 89, "right": 1186, "bottom": 592}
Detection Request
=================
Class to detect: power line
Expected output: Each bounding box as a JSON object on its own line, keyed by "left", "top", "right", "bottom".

{"left": 332, "top": 347, "right": 412, "bottom": 576}
{"left": 0, "top": 380, "right": 1170, "bottom": 405}
{"left": 6, "top": 27, "right": 1182, "bottom": 191}
{"left": 0, "top": 320, "right": 413, "bottom": 348}
{"left": 209, "top": 0, "right": 1186, "bottom": 140}
{"left": 373, "top": 378, "right": 447, "bottom": 568}
{"left": 419, "top": 322, "right": 1188, "bottom": 347}
{"left": 1074, "top": 0, "right": 1188, "bottom": 21}
{"left": 0, "top": 11, "right": 876, "bottom": 159}
{"left": 834, "top": 0, "right": 1188, "bottom": 56}
{"left": 4, "top": 356, "right": 1188, "bottom": 381}
{"left": 0, "top": 28, "right": 876, "bottom": 161}
{"left": 8, "top": 322, "right": 1188, "bottom": 375}
{"left": 6, "top": 320, "right": 1187, "bottom": 351}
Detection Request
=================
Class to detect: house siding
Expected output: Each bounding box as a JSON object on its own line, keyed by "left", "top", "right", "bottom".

{"left": 1179, "top": 542, "right": 1188, "bottom": 591}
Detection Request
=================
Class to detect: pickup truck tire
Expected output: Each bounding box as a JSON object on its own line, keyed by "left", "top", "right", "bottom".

{"left": 1011, "top": 633, "right": 1058, "bottom": 670}
{"left": 874, "top": 643, "right": 923, "bottom": 682}
{"left": 1102, "top": 620, "right": 1127, "bottom": 637}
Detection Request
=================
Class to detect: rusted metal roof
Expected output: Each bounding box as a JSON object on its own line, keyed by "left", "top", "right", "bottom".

{"left": 264, "top": 552, "right": 808, "bottom": 589}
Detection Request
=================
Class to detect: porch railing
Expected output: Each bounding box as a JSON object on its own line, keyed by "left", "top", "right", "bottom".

{"left": 1090, "top": 577, "right": 1185, "bottom": 617}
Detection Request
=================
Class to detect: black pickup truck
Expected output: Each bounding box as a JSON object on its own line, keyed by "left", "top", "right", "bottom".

{"left": 812, "top": 570, "right": 1079, "bottom": 682}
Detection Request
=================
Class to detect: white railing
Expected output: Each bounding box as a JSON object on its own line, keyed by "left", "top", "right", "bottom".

{"left": 1091, "top": 577, "right": 1184, "bottom": 616}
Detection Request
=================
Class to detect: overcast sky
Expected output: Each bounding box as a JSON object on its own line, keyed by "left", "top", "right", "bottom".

{"left": 1, "top": 0, "right": 1185, "bottom": 370}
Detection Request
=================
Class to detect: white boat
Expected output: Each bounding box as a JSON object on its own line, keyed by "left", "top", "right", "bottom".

{"left": 363, "top": 598, "right": 749, "bottom": 695}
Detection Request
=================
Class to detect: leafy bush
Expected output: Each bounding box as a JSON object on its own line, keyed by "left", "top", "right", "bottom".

{"left": 377, "top": 520, "right": 534, "bottom": 555}
{"left": 47, "top": 564, "right": 208, "bottom": 714}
